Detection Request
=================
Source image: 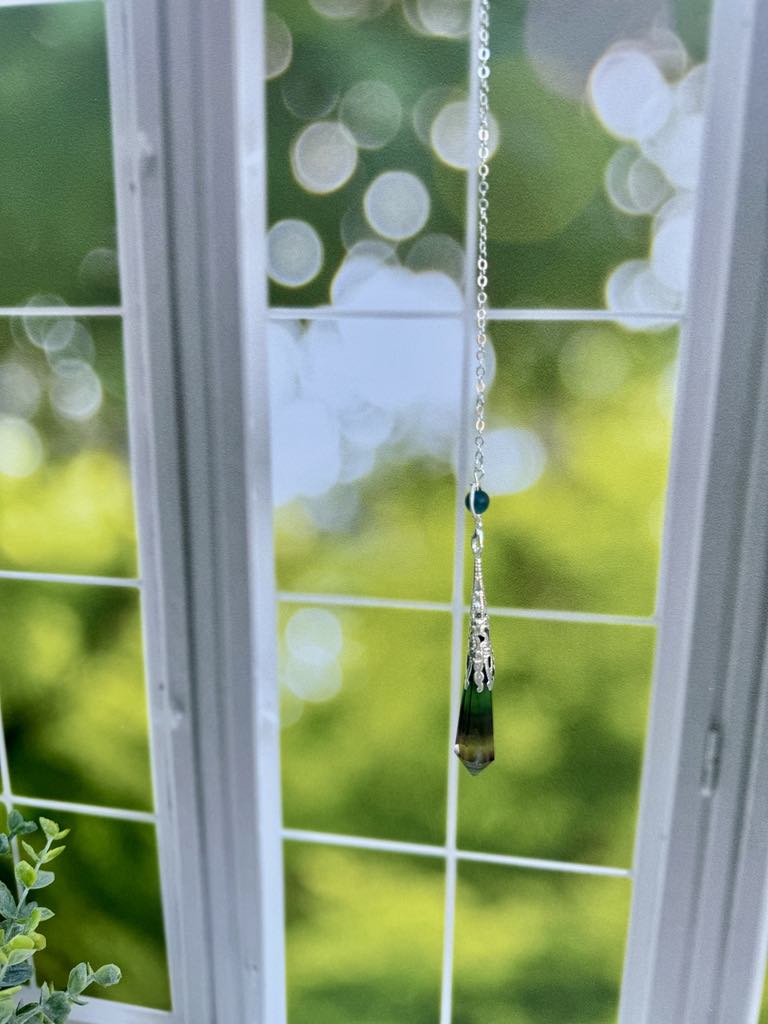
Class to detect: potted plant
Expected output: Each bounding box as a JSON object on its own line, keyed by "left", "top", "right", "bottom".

{"left": 0, "top": 809, "right": 120, "bottom": 1022}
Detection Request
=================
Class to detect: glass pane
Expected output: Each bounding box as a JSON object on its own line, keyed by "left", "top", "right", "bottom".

{"left": 0, "top": 316, "right": 136, "bottom": 576}
{"left": 270, "top": 317, "right": 459, "bottom": 601}
{"left": 265, "top": 1, "right": 468, "bottom": 307}
{"left": 281, "top": 604, "right": 450, "bottom": 845}
{"left": 454, "top": 861, "right": 630, "bottom": 1024}
{"left": 0, "top": 580, "right": 153, "bottom": 812}
{"left": 0, "top": 2, "right": 119, "bottom": 307}
{"left": 7, "top": 808, "right": 170, "bottom": 1010}
{"left": 457, "top": 617, "right": 654, "bottom": 866}
{"left": 487, "top": 0, "right": 713, "bottom": 310}
{"left": 480, "top": 320, "right": 676, "bottom": 615}
{"left": 285, "top": 843, "right": 443, "bottom": 1023}
{"left": 263, "top": 0, "right": 714, "bottom": 314}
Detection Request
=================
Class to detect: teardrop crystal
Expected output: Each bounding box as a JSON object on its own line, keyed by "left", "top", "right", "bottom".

{"left": 454, "top": 553, "right": 495, "bottom": 774}
{"left": 454, "top": 682, "right": 494, "bottom": 775}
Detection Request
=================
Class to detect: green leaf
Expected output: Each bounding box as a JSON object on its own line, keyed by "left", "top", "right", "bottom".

{"left": 42, "top": 991, "right": 71, "bottom": 1024}
{"left": 92, "top": 963, "right": 121, "bottom": 987}
{"left": 7, "top": 811, "right": 23, "bottom": 834}
{"left": 36, "top": 908, "right": 54, "bottom": 922}
{"left": 8, "top": 935, "right": 35, "bottom": 951}
{"left": 20, "top": 842, "right": 37, "bottom": 863}
{"left": 0, "top": 836, "right": 10, "bottom": 857}
{"left": 0, "top": 883, "right": 16, "bottom": 920}
{"left": 38, "top": 818, "right": 59, "bottom": 839}
{"left": 17, "top": 823, "right": 37, "bottom": 836}
{"left": 7, "top": 948, "right": 34, "bottom": 965}
{"left": 0, "top": 1004, "right": 13, "bottom": 1024}
{"left": 68, "top": 962, "right": 88, "bottom": 996}
{"left": 0, "top": 963, "right": 33, "bottom": 987}
{"left": 55, "top": 829, "right": 70, "bottom": 840}
{"left": 30, "top": 870, "right": 54, "bottom": 890}
{"left": 14, "top": 861, "right": 35, "bottom": 888}
{"left": 42, "top": 846, "right": 65, "bottom": 864}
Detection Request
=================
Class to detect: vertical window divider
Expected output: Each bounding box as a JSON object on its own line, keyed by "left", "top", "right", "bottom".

{"left": 235, "top": 0, "right": 289, "bottom": 1019}
{"left": 103, "top": 0, "right": 271, "bottom": 1020}
{"left": 619, "top": 0, "right": 768, "bottom": 1019}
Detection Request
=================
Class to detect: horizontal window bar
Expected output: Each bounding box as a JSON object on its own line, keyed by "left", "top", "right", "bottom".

{"left": 278, "top": 591, "right": 449, "bottom": 613}
{"left": 0, "top": 306, "right": 123, "bottom": 318}
{"left": 0, "top": 0, "right": 90, "bottom": 7}
{"left": 488, "top": 308, "right": 681, "bottom": 324}
{"left": 0, "top": 570, "right": 140, "bottom": 589}
{"left": 277, "top": 590, "right": 656, "bottom": 627}
{"left": 489, "top": 605, "right": 656, "bottom": 627}
{"left": 269, "top": 306, "right": 683, "bottom": 324}
{"left": 282, "top": 828, "right": 630, "bottom": 878}
{"left": 9, "top": 794, "right": 156, "bottom": 826}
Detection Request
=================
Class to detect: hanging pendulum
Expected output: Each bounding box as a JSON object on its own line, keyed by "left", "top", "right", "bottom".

{"left": 454, "top": 494, "right": 495, "bottom": 774}
{"left": 454, "top": 0, "right": 496, "bottom": 776}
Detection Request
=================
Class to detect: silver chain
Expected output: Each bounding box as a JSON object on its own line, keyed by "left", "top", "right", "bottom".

{"left": 470, "top": 0, "right": 491, "bottom": 552}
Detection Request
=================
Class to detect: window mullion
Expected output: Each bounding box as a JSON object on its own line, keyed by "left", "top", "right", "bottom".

{"left": 619, "top": 0, "right": 768, "bottom": 1019}
{"left": 104, "top": 1, "right": 268, "bottom": 1021}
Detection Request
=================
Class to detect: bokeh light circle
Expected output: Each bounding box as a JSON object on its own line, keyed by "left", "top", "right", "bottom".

{"left": 590, "top": 49, "right": 673, "bottom": 141}
{"left": 281, "top": 64, "right": 340, "bottom": 120}
{"left": 416, "top": 0, "right": 470, "bottom": 38}
{"left": 45, "top": 321, "right": 96, "bottom": 368}
{"left": 642, "top": 110, "right": 704, "bottom": 190}
{"left": 0, "top": 416, "right": 43, "bottom": 478}
{"left": 49, "top": 359, "right": 103, "bottom": 421}
{"left": 286, "top": 608, "right": 343, "bottom": 666}
{"left": 339, "top": 80, "right": 402, "bottom": 149}
{"left": 265, "top": 12, "right": 293, "bottom": 80}
{"left": 364, "top": 171, "right": 430, "bottom": 241}
{"left": 78, "top": 247, "right": 119, "bottom": 292}
{"left": 267, "top": 220, "right": 324, "bottom": 287}
{"left": 22, "top": 295, "right": 75, "bottom": 353}
{"left": 412, "top": 85, "right": 456, "bottom": 144}
{"left": 430, "top": 100, "right": 499, "bottom": 170}
{"left": 291, "top": 121, "right": 358, "bottom": 194}
{"left": 651, "top": 206, "right": 694, "bottom": 292}
{"left": 0, "top": 363, "right": 41, "bottom": 418}
{"left": 483, "top": 427, "right": 546, "bottom": 495}
{"left": 283, "top": 657, "right": 342, "bottom": 702}
{"left": 270, "top": 398, "right": 341, "bottom": 503}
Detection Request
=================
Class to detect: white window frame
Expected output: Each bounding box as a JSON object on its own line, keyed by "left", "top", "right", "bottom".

{"left": 3, "top": 0, "right": 768, "bottom": 1020}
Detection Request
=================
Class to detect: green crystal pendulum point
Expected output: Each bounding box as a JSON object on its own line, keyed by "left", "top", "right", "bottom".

{"left": 454, "top": 518, "right": 495, "bottom": 775}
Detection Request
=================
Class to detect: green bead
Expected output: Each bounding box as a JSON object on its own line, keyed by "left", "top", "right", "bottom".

{"left": 465, "top": 489, "right": 490, "bottom": 515}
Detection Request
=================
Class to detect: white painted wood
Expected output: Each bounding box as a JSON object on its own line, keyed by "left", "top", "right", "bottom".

{"left": 619, "top": 0, "right": 768, "bottom": 1019}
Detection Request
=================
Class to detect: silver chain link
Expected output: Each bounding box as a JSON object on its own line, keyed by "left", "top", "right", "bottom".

{"left": 473, "top": 0, "right": 491, "bottom": 496}
{"left": 469, "top": 0, "right": 491, "bottom": 556}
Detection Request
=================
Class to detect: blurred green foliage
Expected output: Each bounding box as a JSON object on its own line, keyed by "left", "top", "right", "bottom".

{"left": 0, "top": 3, "right": 118, "bottom": 308}
{"left": 453, "top": 862, "right": 631, "bottom": 1024}
{"left": 484, "top": 322, "right": 676, "bottom": 614}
